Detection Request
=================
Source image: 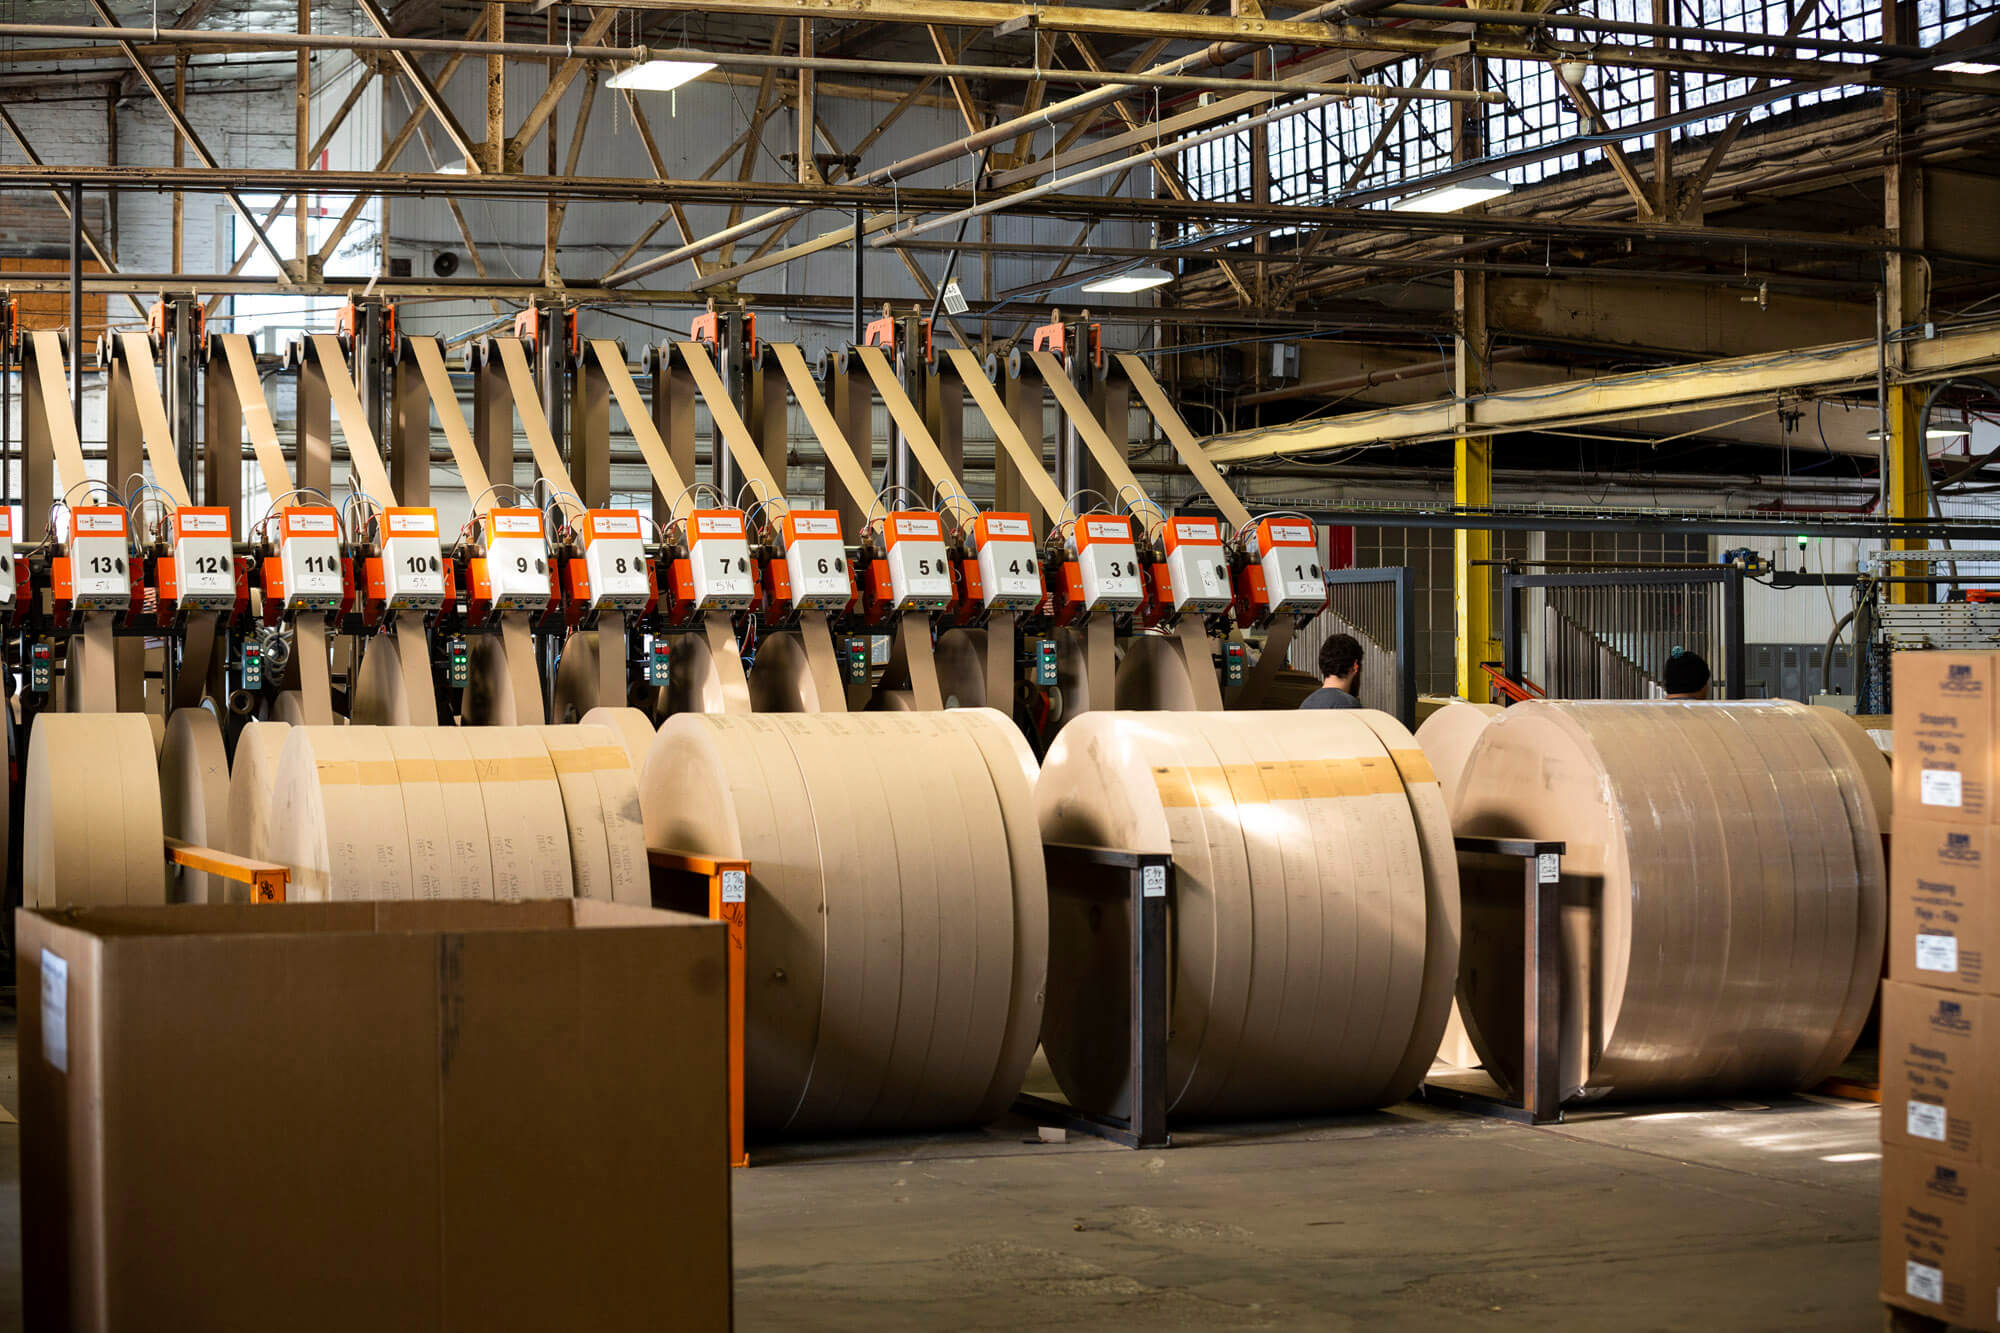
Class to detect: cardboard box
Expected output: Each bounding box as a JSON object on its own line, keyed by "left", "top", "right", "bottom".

{"left": 1895, "top": 652, "right": 2000, "bottom": 824}
{"left": 1882, "top": 981, "right": 2000, "bottom": 1162}
{"left": 1891, "top": 816, "right": 1997, "bottom": 994}
{"left": 19, "top": 901, "right": 732, "bottom": 1333}
{"left": 1880, "top": 1146, "right": 2000, "bottom": 1331}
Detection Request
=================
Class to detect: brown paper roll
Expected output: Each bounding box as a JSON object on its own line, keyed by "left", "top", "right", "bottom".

{"left": 1035, "top": 709, "right": 1448, "bottom": 1122}
{"left": 580, "top": 706, "right": 659, "bottom": 772}
{"left": 464, "top": 614, "right": 547, "bottom": 725}
{"left": 226, "top": 720, "right": 291, "bottom": 876}
{"left": 417, "top": 726, "right": 494, "bottom": 900}
{"left": 1413, "top": 700, "right": 1504, "bottom": 814}
{"left": 638, "top": 710, "right": 1045, "bottom": 1136}
{"left": 266, "top": 726, "right": 415, "bottom": 903}
{"left": 24, "top": 713, "right": 166, "bottom": 908}
{"left": 1452, "top": 700, "right": 1886, "bottom": 1104}
{"left": 533, "top": 724, "right": 648, "bottom": 904}
{"left": 160, "top": 707, "right": 231, "bottom": 903}
{"left": 461, "top": 726, "right": 573, "bottom": 900}
{"left": 933, "top": 628, "right": 989, "bottom": 711}
{"left": 1114, "top": 633, "right": 1199, "bottom": 711}
{"left": 1807, "top": 704, "right": 1893, "bottom": 829}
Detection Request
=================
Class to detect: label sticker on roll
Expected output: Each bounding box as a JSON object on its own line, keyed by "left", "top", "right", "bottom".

{"left": 1907, "top": 1101, "right": 1948, "bottom": 1142}
{"left": 1922, "top": 769, "right": 1964, "bottom": 807}
{"left": 1907, "top": 1261, "right": 1942, "bottom": 1305}
{"left": 1916, "top": 933, "right": 1960, "bottom": 973}
{"left": 1143, "top": 865, "right": 1167, "bottom": 898}
{"left": 722, "top": 869, "right": 746, "bottom": 904}
{"left": 41, "top": 950, "right": 67, "bottom": 1073}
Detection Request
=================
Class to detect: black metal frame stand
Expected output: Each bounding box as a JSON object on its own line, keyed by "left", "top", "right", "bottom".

{"left": 1014, "top": 841, "right": 1173, "bottom": 1149}
{"left": 1421, "top": 835, "right": 1567, "bottom": 1126}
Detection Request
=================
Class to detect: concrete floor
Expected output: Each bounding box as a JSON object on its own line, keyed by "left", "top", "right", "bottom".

{"left": 736, "top": 1092, "right": 1886, "bottom": 1331}
{"left": 0, "top": 1018, "right": 1884, "bottom": 1332}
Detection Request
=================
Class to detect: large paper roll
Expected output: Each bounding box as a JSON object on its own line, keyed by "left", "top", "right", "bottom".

{"left": 638, "top": 710, "right": 1045, "bottom": 1136}
{"left": 24, "top": 713, "right": 167, "bottom": 908}
{"left": 533, "top": 725, "right": 649, "bottom": 906}
{"left": 225, "top": 720, "right": 291, "bottom": 877}
{"left": 160, "top": 707, "right": 231, "bottom": 903}
{"left": 1035, "top": 710, "right": 1456, "bottom": 1122}
{"left": 30, "top": 711, "right": 147, "bottom": 904}
{"left": 1413, "top": 700, "right": 1504, "bottom": 813}
{"left": 1453, "top": 700, "right": 1886, "bottom": 1104}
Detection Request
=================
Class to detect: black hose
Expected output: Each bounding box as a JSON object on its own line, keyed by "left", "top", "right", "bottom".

{"left": 1821, "top": 605, "right": 1856, "bottom": 696}
{"left": 1918, "top": 375, "right": 2000, "bottom": 596}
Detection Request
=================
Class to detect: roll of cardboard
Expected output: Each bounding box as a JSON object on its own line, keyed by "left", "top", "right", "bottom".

{"left": 225, "top": 720, "right": 291, "bottom": 876}
{"left": 638, "top": 710, "right": 1044, "bottom": 1135}
{"left": 464, "top": 614, "right": 547, "bottom": 725}
{"left": 533, "top": 725, "right": 648, "bottom": 905}
{"left": 351, "top": 624, "right": 439, "bottom": 727}
{"left": 1035, "top": 709, "right": 1452, "bottom": 1122}
{"left": 416, "top": 725, "right": 494, "bottom": 899}
{"left": 160, "top": 707, "right": 230, "bottom": 903}
{"left": 1808, "top": 704, "right": 1893, "bottom": 828}
{"left": 580, "top": 706, "right": 659, "bottom": 772}
{"left": 1452, "top": 700, "right": 1886, "bottom": 1104}
{"left": 933, "top": 628, "right": 989, "bottom": 711}
{"left": 1114, "top": 633, "right": 1199, "bottom": 711}
{"left": 1413, "top": 700, "right": 1504, "bottom": 813}
{"left": 461, "top": 727, "right": 573, "bottom": 900}
{"left": 266, "top": 726, "right": 415, "bottom": 903}
{"left": 24, "top": 713, "right": 166, "bottom": 908}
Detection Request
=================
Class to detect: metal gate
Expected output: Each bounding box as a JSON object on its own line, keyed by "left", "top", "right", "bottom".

{"left": 1501, "top": 568, "right": 1745, "bottom": 700}
{"left": 1306, "top": 566, "right": 1418, "bottom": 727}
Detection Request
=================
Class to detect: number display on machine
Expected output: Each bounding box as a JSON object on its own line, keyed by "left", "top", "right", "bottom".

{"left": 66, "top": 506, "right": 133, "bottom": 610}
{"left": 380, "top": 507, "right": 446, "bottom": 611}
{"left": 973, "top": 512, "right": 1042, "bottom": 610}
{"left": 1073, "top": 515, "right": 1143, "bottom": 613}
{"left": 481, "top": 508, "right": 552, "bottom": 610}
{"left": 171, "top": 507, "right": 237, "bottom": 610}
{"left": 686, "top": 510, "right": 756, "bottom": 612}
{"left": 883, "top": 512, "right": 954, "bottom": 612}
{"left": 581, "top": 509, "right": 652, "bottom": 611}
{"left": 782, "top": 510, "right": 852, "bottom": 611}
{"left": 279, "top": 507, "right": 345, "bottom": 612}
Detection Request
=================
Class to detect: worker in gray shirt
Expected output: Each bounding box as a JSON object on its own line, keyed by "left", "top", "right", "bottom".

{"left": 1300, "top": 632, "right": 1364, "bottom": 709}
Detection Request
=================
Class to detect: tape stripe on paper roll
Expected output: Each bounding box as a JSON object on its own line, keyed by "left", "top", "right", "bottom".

{"left": 267, "top": 726, "right": 415, "bottom": 903}
{"left": 24, "top": 712, "right": 166, "bottom": 908}
{"left": 532, "top": 724, "right": 649, "bottom": 905}
{"left": 580, "top": 706, "right": 658, "bottom": 771}
{"left": 160, "top": 708, "right": 231, "bottom": 904}
{"left": 1035, "top": 710, "right": 1445, "bottom": 1121}
{"left": 1452, "top": 699, "right": 1885, "bottom": 1104}
{"left": 462, "top": 726, "right": 573, "bottom": 900}
{"left": 638, "top": 710, "right": 1045, "bottom": 1136}
{"left": 418, "top": 725, "right": 495, "bottom": 899}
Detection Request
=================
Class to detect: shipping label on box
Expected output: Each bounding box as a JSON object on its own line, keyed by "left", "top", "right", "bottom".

{"left": 1882, "top": 982, "right": 1998, "bottom": 1163}
{"left": 1880, "top": 1147, "right": 2000, "bottom": 1332}
{"left": 1892, "top": 817, "right": 1995, "bottom": 994}
{"left": 1895, "top": 653, "right": 1998, "bottom": 825}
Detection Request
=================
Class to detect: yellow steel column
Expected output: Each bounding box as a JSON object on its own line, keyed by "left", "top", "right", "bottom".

{"left": 1886, "top": 383, "right": 1928, "bottom": 604}
{"left": 1455, "top": 435, "right": 1494, "bottom": 699}
{"left": 1450, "top": 51, "right": 1498, "bottom": 697}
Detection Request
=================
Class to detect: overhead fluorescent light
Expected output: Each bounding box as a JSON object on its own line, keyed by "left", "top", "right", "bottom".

{"left": 608, "top": 60, "right": 717, "bottom": 92}
{"left": 1081, "top": 265, "right": 1173, "bottom": 295}
{"left": 1939, "top": 60, "right": 2000, "bottom": 74}
{"left": 1391, "top": 174, "right": 1512, "bottom": 214}
{"left": 1866, "top": 426, "right": 1971, "bottom": 443}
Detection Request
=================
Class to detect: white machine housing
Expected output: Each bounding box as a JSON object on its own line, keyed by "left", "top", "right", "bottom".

{"left": 781, "top": 510, "right": 852, "bottom": 612}
{"left": 380, "top": 507, "right": 447, "bottom": 611}
{"left": 687, "top": 510, "right": 757, "bottom": 611}
{"left": 1072, "top": 514, "right": 1144, "bottom": 613}
{"left": 580, "top": 509, "right": 652, "bottom": 611}
{"left": 481, "top": 508, "right": 553, "bottom": 610}
{"left": 277, "top": 507, "right": 345, "bottom": 613}
{"left": 1161, "top": 516, "right": 1233, "bottom": 614}
{"left": 170, "top": 507, "right": 236, "bottom": 610}
{"left": 66, "top": 506, "right": 134, "bottom": 611}
{"left": 1252, "top": 516, "right": 1327, "bottom": 618}
{"left": 883, "top": 512, "right": 954, "bottom": 612}
{"left": 973, "top": 513, "right": 1043, "bottom": 611}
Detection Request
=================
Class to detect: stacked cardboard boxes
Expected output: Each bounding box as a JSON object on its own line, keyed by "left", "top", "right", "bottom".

{"left": 1885, "top": 653, "right": 2000, "bottom": 1331}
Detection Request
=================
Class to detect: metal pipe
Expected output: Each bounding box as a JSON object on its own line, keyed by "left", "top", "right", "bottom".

{"left": 1877, "top": 274, "right": 1889, "bottom": 515}
{"left": 851, "top": 207, "right": 864, "bottom": 346}
{"left": 1373, "top": 4, "right": 1931, "bottom": 59}
{"left": 69, "top": 180, "right": 83, "bottom": 432}
{"left": 0, "top": 26, "right": 1508, "bottom": 102}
